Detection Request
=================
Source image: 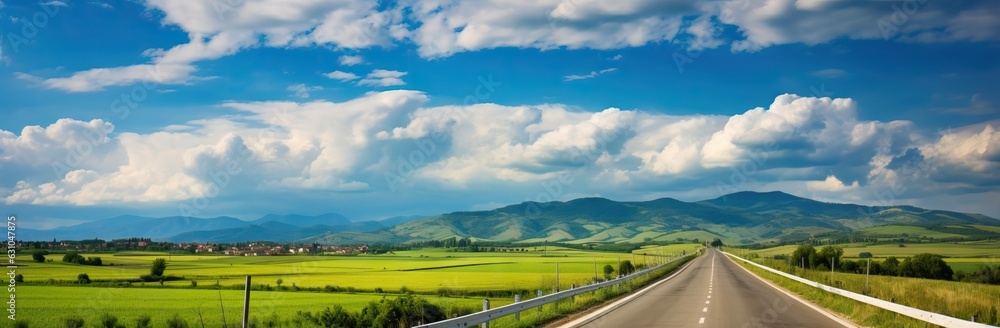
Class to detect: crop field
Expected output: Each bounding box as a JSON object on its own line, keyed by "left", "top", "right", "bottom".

{"left": 12, "top": 245, "right": 700, "bottom": 327}
{"left": 10, "top": 286, "right": 489, "bottom": 328}
{"left": 16, "top": 245, "right": 700, "bottom": 292}
{"left": 859, "top": 225, "right": 967, "bottom": 239}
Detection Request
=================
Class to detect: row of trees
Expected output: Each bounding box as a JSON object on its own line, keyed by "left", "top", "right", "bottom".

{"left": 789, "top": 245, "right": 954, "bottom": 280}
{"left": 62, "top": 252, "right": 103, "bottom": 266}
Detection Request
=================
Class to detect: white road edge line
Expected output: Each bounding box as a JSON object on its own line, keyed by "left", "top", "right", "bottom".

{"left": 557, "top": 255, "right": 701, "bottom": 328}
{"left": 723, "top": 250, "right": 857, "bottom": 328}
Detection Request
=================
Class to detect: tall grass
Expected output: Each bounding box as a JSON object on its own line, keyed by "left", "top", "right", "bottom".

{"left": 732, "top": 255, "right": 1000, "bottom": 326}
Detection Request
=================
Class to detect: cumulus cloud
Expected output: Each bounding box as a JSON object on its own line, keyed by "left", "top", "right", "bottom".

{"left": 30, "top": 0, "right": 402, "bottom": 92}
{"left": 807, "top": 175, "right": 859, "bottom": 192}
{"left": 22, "top": 0, "right": 1000, "bottom": 92}
{"left": 564, "top": 68, "right": 616, "bottom": 81}
{"left": 718, "top": 0, "right": 1000, "bottom": 52}
{"left": 3, "top": 92, "right": 997, "bottom": 219}
{"left": 287, "top": 84, "right": 322, "bottom": 98}
{"left": 325, "top": 70, "right": 359, "bottom": 81}
{"left": 339, "top": 55, "right": 364, "bottom": 66}
{"left": 358, "top": 69, "right": 406, "bottom": 87}
{"left": 41, "top": 1, "right": 66, "bottom": 7}
{"left": 406, "top": 0, "right": 696, "bottom": 58}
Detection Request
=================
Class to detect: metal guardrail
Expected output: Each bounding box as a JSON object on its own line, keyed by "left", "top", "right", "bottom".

{"left": 724, "top": 251, "right": 994, "bottom": 328}
{"left": 413, "top": 254, "right": 693, "bottom": 328}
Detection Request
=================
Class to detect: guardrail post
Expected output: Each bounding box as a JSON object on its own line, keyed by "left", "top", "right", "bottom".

{"left": 481, "top": 299, "right": 490, "bottom": 328}
{"left": 513, "top": 294, "right": 521, "bottom": 321}
{"left": 537, "top": 290, "right": 543, "bottom": 312}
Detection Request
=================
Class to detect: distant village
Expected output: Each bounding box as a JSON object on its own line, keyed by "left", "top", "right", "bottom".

{"left": 24, "top": 238, "right": 371, "bottom": 256}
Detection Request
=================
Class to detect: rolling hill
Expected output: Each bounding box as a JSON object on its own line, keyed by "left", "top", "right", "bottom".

{"left": 21, "top": 191, "right": 1000, "bottom": 244}
{"left": 303, "top": 191, "right": 1000, "bottom": 245}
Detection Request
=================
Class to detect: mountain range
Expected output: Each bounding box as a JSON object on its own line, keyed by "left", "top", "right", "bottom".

{"left": 19, "top": 191, "right": 1000, "bottom": 244}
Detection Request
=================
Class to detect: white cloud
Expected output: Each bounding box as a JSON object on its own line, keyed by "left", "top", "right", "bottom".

{"left": 685, "top": 16, "right": 723, "bottom": 50}
{"left": 325, "top": 70, "right": 359, "bottom": 81}
{"left": 287, "top": 84, "right": 322, "bottom": 98}
{"left": 41, "top": 1, "right": 67, "bottom": 7}
{"left": 89, "top": 1, "right": 112, "bottom": 9}
{"left": 807, "top": 175, "right": 859, "bottom": 192}
{"left": 700, "top": 94, "right": 912, "bottom": 169}
{"left": 339, "top": 55, "right": 364, "bottom": 66}
{"left": 611, "top": 54, "right": 622, "bottom": 61}
{"left": 32, "top": 0, "right": 402, "bottom": 92}
{"left": 564, "top": 68, "right": 616, "bottom": 81}
{"left": 406, "top": 0, "right": 695, "bottom": 58}
{"left": 4, "top": 92, "right": 998, "bottom": 219}
{"left": 358, "top": 69, "right": 406, "bottom": 87}
{"left": 718, "top": 0, "right": 1000, "bottom": 52}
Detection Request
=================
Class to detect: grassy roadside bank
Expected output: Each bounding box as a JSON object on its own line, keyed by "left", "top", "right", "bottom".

{"left": 727, "top": 253, "right": 1000, "bottom": 327}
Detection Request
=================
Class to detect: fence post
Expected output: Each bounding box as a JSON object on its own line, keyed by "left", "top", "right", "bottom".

{"left": 481, "top": 299, "right": 490, "bottom": 328}
{"left": 242, "top": 276, "right": 251, "bottom": 328}
{"left": 514, "top": 294, "right": 521, "bottom": 321}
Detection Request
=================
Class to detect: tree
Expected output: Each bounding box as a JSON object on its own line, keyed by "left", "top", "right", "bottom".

{"left": 900, "top": 253, "right": 953, "bottom": 280}
{"left": 858, "top": 252, "right": 873, "bottom": 259}
{"left": 603, "top": 264, "right": 616, "bottom": 280}
{"left": 31, "top": 250, "right": 48, "bottom": 263}
{"left": 710, "top": 239, "right": 724, "bottom": 247}
{"left": 276, "top": 278, "right": 283, "bottom": 287}
{"left": 618, "top": 260, "right": 635, "bottom": 276}
{"left": 791, "top": 245, "right": 817, "bottom": 269}
{"left": 816, "top": 246, "right": 844, "bottom": 270}
{"left": 77, "top": 273, "right": 91, "bottom": 284}
{"left": 882, "top": 257, "right": 900, "bottom": 276}
{"left": 63, "top": 252, "right": 84, "bottom": 263}
{"left": 14, "top": 274, "right": 23, "bottom": 283}
{"left": 150, "top": 258, "right": 167, "bottom": 276}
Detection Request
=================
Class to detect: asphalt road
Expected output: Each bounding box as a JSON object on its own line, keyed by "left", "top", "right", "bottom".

{"left": 563, "top": 248, "right": 853, "bottom": 328}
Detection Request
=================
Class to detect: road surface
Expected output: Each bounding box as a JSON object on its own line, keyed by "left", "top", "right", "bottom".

{"left": 562, "top": 248, "right": 854, "bottom": 327}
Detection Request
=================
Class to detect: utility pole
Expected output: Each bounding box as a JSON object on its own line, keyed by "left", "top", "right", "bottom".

{"left": 555, "top": 262, "right": 559, "bottom": 292}
{"left": 242, "top": 276, "right": 251, "bottom": 328}
{"left": 593, "top": 258, "right": 597, "bottom": 282}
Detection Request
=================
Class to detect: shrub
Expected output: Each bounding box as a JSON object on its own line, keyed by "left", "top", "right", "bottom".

{"left": 99, "top": 313, "right": 125, "bottom": 328}
{"left": 134, "top": 315, "right": 152, "bottom": 328}
{"left": 13, "top": 320, "right": 29, "bottom": 328}
{"left": 165, "top": 314, "right": 189, "bottom": 328}
{"left": 859, "top": 252, "right": 873, "bottom": 258}
{"left": 190, "top": 280, "right": 197, "bottom": 287}
{"left": 900, "top": 253, "right": 953, "bottom": 280}
{"left": 14, "top": 274, "right": 23, "bottom": 283}
{"left": 62, "top": 316, "right": 85, "bottom": 328}
{"left": 77, "top": 273, "right": 91, "bottom": 284}
{"left": 31, "top": 250, "right": 47, "bottom": 263}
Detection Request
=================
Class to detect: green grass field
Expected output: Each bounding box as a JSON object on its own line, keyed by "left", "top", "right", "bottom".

{"left": 12, "top": 245, "right": 701, "bottom": 327}
{"left": 16, "top": 245, "right": 699, "bottom": 292}
{"left": 9, "top": 286, "right": 489, "bottom": 328}
{"left": 859, "top": 225, "right": 967, "bottom": 239}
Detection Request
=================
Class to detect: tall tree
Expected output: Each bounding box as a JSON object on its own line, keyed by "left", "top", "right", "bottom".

{"left": 151, "top": 258, "right": 167, "bottom": 277}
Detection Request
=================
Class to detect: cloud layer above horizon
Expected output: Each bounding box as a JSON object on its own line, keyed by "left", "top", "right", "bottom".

{"left": 12, "top": 0, "right": 1000, "bottom": 92}
{"left": 2, "top": 92, "right": 998, "bottom": 219}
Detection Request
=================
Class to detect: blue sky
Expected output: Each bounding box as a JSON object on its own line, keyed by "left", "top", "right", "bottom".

{"left": 1, "top": 0, "right": 999, "bottom": 228}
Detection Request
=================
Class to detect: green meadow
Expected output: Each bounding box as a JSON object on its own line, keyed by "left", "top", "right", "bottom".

{"left": 11, "top": 244, "right": 701, "bottom": 327}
